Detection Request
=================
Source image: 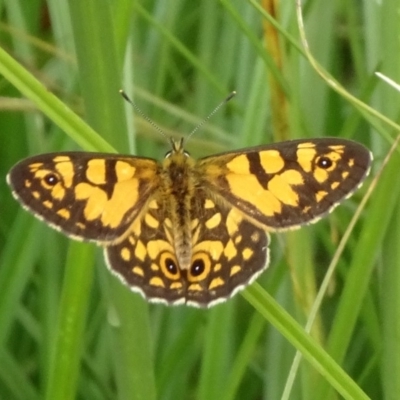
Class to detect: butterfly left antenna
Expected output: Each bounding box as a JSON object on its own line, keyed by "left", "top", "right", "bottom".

{"left": 119, "top": 90, "right": 168, "bottom": 140}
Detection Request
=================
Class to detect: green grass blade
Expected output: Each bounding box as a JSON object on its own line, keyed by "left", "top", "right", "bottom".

{"left": 0, "top": 214, "right": 43, "bottom": 347}
{"left": 198, "top": 304, "right": 234, "bottom": 400}
{"left": 0, "top": 46, "right": 114, "bottom": 153}
{"left": 317, "top": 153, "right": 400, "bottom": 399}
{"left": 243, "top": 283, "right": 370, "bottom": 400}
{"left": 381, "top": 204, "right": 400, "bottom": 399}
{"left": 0, "top": 348, "right": 40, "bottom": 400}
{"left": 45, "top": 242, "right": 95, "bottom": 400}
{"left": 222, "top": 312, "right": 266, "bottom": 400}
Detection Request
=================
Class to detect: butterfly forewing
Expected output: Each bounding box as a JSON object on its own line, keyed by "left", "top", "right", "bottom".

{"left": 7, "top": 152, "right": 159, "bottom": 242}
{"left": 199, "top": 138, "right": 372, "bottom": 230}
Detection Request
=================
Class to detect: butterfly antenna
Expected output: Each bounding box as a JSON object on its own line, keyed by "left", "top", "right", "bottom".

{"left": 119, "top": 90, "right": 168, "bottom": 140}
{"left": 186, "top": 91, "right": 236, "bottom": 143}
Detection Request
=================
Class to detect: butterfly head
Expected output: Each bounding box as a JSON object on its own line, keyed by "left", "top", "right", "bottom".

{"left": 166, "top": 137, "right": 190, "bottom": 159}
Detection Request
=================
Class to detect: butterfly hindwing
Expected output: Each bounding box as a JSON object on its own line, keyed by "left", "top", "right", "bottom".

{"left": 7, "top": 152, "right": 159, "bottom": 242}
{"left": 106, "top": 193, "right": 269, "bottom": 307}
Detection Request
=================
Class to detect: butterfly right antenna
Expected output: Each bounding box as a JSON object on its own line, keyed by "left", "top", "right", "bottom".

{"left": 185, "top": 91, "right": 236, "bottom": 144}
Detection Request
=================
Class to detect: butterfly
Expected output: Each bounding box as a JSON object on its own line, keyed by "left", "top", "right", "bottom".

{"left": 7, "top": 137, "right": 372, "bottom": 307}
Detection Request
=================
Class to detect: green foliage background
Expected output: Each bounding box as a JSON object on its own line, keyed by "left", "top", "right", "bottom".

{"left": 0, "top": 1, "right": 399, "bottom": 399}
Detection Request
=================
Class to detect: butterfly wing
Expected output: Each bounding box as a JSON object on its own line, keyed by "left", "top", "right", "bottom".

{"left": 7, "top": 152, "right": 160, "bottom": 242}
{"left": 106, "top": 192, "right": 269, "bottom": 307}
{"left": 198, "top": 138, "right": 372, "bottom": 230}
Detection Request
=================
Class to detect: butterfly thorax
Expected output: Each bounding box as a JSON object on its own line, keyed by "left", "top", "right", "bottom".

{"left": 160, "top": 141, "right": 198, "bottom": 271}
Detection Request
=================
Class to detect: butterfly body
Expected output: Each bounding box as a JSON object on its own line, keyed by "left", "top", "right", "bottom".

{"left": 158, "top": 139, "right": 198, "bottom": 270}
{"left": 8, "top": 138, "right": 372, "bottom": 307}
